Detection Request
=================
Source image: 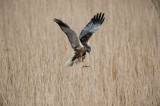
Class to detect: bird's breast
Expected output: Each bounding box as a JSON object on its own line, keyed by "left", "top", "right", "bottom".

{"left": 79, "top": 47, "right": 86, "bottom": 55}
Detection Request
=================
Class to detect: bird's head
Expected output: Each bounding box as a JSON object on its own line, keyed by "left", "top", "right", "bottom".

{"left": 86, "top": 46, "right": 91, "bottom": 54}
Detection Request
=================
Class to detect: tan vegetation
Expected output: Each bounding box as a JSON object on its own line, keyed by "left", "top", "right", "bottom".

{"left": 0, "top": 0, "right": 160, "bottom": 105}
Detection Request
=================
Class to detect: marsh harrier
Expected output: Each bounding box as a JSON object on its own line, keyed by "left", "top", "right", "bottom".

{"left": 54, "top": 13, "right": 105, "bottom": 67}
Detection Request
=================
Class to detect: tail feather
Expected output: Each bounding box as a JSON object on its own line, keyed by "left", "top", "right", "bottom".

{"left": 74, "top": 59, "right": 80, "bottom": 64}
{"left": 65, "top": 59, "right": 74, "bottom": 66}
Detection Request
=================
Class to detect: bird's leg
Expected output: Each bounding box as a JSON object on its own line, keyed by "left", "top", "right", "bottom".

{"left": 78, "top": 55, "right": 82, "bottom": 63}
{"left": 82, "top": 55, "right": 90, "bottom": 68}
{"left": 82, "top": 55, "right": 85, "bottom": 62}
{"left": 78, "top": 58, "right": 81, "bottom": 62}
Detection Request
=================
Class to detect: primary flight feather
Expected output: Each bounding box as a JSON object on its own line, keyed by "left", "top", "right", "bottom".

{"left": 54, "top": 12, "right": 105, "bottom": 66}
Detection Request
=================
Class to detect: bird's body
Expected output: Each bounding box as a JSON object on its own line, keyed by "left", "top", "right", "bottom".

{"left": 54, "top": 13, "right": 105, "bottom": 66}
{"left": 72, "top": 47, "right": 86, "bottom": 61}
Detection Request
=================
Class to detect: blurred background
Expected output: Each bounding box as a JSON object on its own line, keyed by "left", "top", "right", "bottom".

{"left": 0, "top": 0, "right": 160, "bottom": 105}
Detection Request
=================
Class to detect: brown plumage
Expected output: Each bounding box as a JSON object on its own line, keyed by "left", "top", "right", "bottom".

{"left": 54, "top": 12, "right": 105, "bottom": 66}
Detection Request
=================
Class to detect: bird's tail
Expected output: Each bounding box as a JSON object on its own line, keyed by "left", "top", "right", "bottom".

{"left": 65, "top": 59, "right": 74, "bottom": 66}
{"left": 74, "top": 59, "right": 80, "bottom": 64}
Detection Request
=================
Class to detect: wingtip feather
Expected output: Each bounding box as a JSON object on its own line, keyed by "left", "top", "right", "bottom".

{"left": 92, "top": 12, "right": 105, "bottom": 24}
{"left": 99, "top": 13, "right": 102, "bottom": 19}
{"left": 54, "top": 18, "right": 69, "bottom": 27}
{"left": 53, "top": 18, "right": 57, "bottom": 22}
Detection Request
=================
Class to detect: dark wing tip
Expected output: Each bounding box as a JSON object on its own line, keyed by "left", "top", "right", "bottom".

{"left": 53, "top": 18, "right": 57, "bottom": 22}
{"left": 92, "top": 12, "right": 105, "bottom": 24}
{"left": 53, "top": 18, "right": 60, "bottom": 23}
{"left": 96, "top": 13, "right": 99, "bottom": 19}
{"left": 99, "top": 13, "right": 102, "bottom": 19}
{"left": 101, "top": 17, "right": 105, "bottom": 24}
{"left": 54, "top": 18, "right": 69, "bottom": 27}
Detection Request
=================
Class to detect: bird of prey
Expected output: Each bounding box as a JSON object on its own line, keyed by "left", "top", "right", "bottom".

{"left": 54, "top": 13, "right": 105, "bottom": 67}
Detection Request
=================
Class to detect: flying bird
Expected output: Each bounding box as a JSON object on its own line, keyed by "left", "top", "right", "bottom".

{"left": 54, "top": 13, "right": 105, "bottom": 67}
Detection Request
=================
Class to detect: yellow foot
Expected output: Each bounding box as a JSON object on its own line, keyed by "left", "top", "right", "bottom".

{"left": 82, "top": 65, "right": 90, "bottom": 68}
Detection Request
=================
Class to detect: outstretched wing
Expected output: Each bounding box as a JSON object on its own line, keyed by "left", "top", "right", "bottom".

{"left": 79, "top": 13, "right": 105, "bottom": 45}
{"left": 54, "top": 18, "right": 83, "bottom": 50}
